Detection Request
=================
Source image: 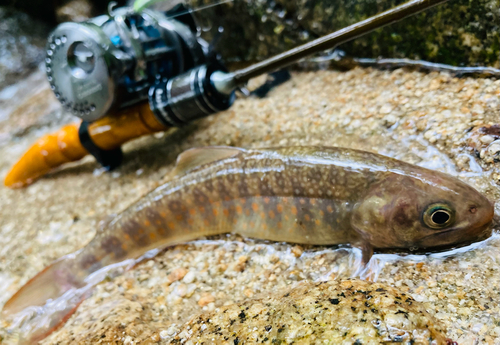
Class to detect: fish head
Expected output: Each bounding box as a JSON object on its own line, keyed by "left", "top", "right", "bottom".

{"left": 351, "top": 171, "right": 494, "bottom": 252}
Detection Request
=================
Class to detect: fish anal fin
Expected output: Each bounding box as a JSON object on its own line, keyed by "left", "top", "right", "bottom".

{"left": 170, "top": 146, "right": 245, "bottom": 177}
{"left": 97, "top": 214, "right": 117, "bottom": 233}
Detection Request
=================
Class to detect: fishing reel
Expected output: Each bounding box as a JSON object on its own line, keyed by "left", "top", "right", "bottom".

{"left": 47, "top": 4, "right": 207, "bottom": 122}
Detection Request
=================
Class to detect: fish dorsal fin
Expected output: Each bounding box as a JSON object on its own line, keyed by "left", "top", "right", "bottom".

{"left": 170, "top": 146, "right": 245, "bottom": 177}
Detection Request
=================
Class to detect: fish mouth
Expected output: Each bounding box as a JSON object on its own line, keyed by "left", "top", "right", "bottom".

{"left": 417, "top": 221, "right": 493, "bottom": 253}
{"left": 412, "top": 234, "right": 492, "bottom": 255}
{"left": 379, "top": 227, "right": 492, "bottom": 256}
{"left": 419, "top": 227, "right": 456, "bottom": 240}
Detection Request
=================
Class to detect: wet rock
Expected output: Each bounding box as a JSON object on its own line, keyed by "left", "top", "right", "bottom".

{"left": 0, "top": 7, "right": 50, "bottom": 91}
{"left": 170, "top": 279, "right": 453, "bottom": 344}
{"left": 182, "top": 0, "right": 500, "bottom": 67}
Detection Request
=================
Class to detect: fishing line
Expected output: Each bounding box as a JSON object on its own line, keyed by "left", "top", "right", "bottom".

{"left": 309, "top": 51, "right": 500, "bottom": 78}
{"left": 134, "top": 0, "right": 235, "bottom": 16}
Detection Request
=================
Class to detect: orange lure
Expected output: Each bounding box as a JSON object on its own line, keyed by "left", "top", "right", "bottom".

{"left": 4, "top": 102, "right": 168, "bottom": 188}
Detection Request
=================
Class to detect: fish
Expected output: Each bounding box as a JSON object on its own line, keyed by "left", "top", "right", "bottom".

{"left": 1, "top": 146, "right": 494, "bottom": 339}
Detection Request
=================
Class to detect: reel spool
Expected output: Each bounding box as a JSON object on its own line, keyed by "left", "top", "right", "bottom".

{"left": 46, "top": 5, "right": 206, "bottom": 122}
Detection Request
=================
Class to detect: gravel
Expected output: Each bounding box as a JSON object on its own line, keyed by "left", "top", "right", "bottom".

{"left": 0, "top": 66, "right": 499, "bottom": 344}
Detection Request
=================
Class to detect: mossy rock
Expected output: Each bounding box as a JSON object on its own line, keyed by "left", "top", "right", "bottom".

{"left": 186, "top": 0, "right": 500, "bottom": 67}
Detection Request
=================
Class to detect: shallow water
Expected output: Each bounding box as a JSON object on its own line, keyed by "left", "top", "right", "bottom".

{"left": 1, "top": 68, "right": 499, "bottom": 344}
{"left": 4, "top": 126, "right": 500, "bottom": 344}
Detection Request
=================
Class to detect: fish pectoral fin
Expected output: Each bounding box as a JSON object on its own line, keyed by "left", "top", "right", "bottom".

{"left": 350, "top": 241, "right": 376, "bottom": 280}
{"left": 169, "top": 146, "right": 245, "bottom": 177}
{"left": 362, "top": 243, "right": 374, "bottom": 265}
{"left": 352, "top": 240, "right": 374, "bottom": 266}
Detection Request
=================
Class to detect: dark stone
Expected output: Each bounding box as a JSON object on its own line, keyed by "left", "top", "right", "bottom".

{"left": 329, "top": 298, "right": 340, "bottom": 305}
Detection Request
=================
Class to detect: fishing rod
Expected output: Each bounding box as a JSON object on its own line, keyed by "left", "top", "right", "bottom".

{"left": 5, "top": 0, "right": 451, "bottom": 188}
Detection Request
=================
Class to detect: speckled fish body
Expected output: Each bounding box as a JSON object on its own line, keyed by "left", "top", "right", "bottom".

{"left": 2, "top": 146, "right": 494, "bottom": 320}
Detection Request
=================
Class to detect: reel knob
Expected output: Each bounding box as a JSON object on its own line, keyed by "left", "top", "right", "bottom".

{"left": 47, "top": 22, "right": 126, "bottom": 122}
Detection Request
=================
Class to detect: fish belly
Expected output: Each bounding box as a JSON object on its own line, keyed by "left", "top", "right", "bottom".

{"left": 75, "top": 194, "right": 355, "bottom": 273}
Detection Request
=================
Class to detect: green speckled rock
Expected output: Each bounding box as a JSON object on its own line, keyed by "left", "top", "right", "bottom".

{"left": 185, "top": 0, "right": 499, "bottom": 67}
{"left": 170, "top": 279, "right": 453, "bottom": 344}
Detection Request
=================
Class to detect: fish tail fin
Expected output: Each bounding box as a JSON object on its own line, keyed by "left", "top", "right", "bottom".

{"left": 2, "top": 256, "right": 84, "bottom": 318}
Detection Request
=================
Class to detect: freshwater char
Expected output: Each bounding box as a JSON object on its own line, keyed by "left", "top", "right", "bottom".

{"left": 2, "top": 146, "right": 494, "bottom": 341}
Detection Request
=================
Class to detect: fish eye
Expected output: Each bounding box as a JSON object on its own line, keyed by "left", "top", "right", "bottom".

{"left": 423, "top": 203, "right": 455, "bottom": 229}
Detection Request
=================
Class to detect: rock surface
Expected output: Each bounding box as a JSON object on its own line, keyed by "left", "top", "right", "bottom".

{"left": 171, "top": 279, "right": 452, "bottom": 344}
{"left": 183, "top": 0, "right": 500, "bottom": 67}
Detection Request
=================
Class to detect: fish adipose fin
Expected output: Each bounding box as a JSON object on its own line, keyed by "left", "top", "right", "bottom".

{"left": 169, "top": 146, "right": 245, "bottom": 177}
{"left": 2, "top": 255, "right": 83, "bottom": 318}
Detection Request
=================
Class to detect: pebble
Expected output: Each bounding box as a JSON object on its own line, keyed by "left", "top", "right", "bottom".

{"left": 182, "top": 271, "right": 196, "bottom": 284}
{"left": 167, "top": 268, "right": 188, "bottom": 284}
{"left": 480, "top": 135, "right": 495, "bottom": 144}
{"left": 380, "top": 104, "right": 393, "bottom": 114}
{"left": 174, "top": 283, "right": 188, "bottom": 297}
{"left": 243, "top": 288, "right": 254, "bottom": 297}
{"left": 291, "top": 245, "right": 303, "bottom": 257}
{"left": 197, "top": 293, "right": 215, "bottom": 307}
{"left": 487, "top": 140, "right": 500, "bottom": 155}
{"left": 382, "top": 114, "right": 398, "bottom": 127}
